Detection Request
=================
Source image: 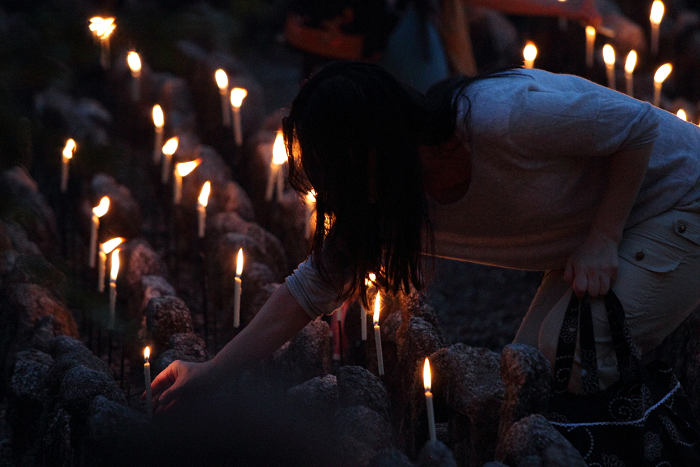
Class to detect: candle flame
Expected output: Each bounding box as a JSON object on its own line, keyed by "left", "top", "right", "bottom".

{"left": 144, "top": 346, "right": 150, "bottom": 361}
{"left": 373, "top": 293, "right": 381, "bottom": 326}
{"left": 93, "top": 196, "right": 110, "bottom": 217}
{"left": 162, "top": 137, "right": 179, "bottom": 156}
{"left": 523, "top": 43, "right": 537, "bottom": 62}
{"left": 215, "top": 69, "right": 228, "bottom": 90}
{"left": 624, "top": 50, "right": 637, "bottom": 73}
{"left": 230, "top": 88, "right": 247, "bottom": 108}
{"left": 152, "top": 105, "right": 164, "bottom": 128}
{"left": 272, "top": 130, "right": 287, "bottom": 165}
{"left": 305, "top": 190, "right": 316, "bottom": 205}
{"left": 236, "top": 248, "right": 244, "bottom": 276}
{"left": 102, "top": 237, "right": 124, "bottom": 254}
{"left": 585, "top": 26, "right": 595, "bottom": 38}
{"left": 602, "top": 44, "right": 615, "bottom": 65}
{"left": 89, "top": 17, "right": 115, "bottom": 40}
{"left": 127, "top": 51, "right": 141, "bottom": 73}
{"left": 650, "top": 1, "right": 664, "bottom": 25}
{"left": 677, "top": 109, "right": 687, "bottom": 121}
{"left": 198, "top": 181, "right": 211, "bottom": 206}
{"left": 110, "top": 249, "right": 120, "bottom": 281}
{"left": 654, "top": 63, "right": 672, "bottom": 83}
{"left": 423, "top": 357, "right": 432, "bottom": 392}
{"left": 63, "top": 139, "right": 76, "bottom": 160}
{"left": 175, "top": 159, "right": 201, "bottom": 177}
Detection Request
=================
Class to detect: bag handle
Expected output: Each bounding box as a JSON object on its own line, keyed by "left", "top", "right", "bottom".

{"left": 553, "top": 290, "right": 642, "bottom": 394}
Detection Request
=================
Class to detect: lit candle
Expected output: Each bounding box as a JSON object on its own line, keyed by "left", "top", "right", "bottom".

{"left": 61, "top": 139, "right": 76, "bottom": 193}
{"left": 624, "top": 50, "right": 637, "bottom": 97}
{"left": 197, "top": 181, "right": 211, "bottom": 238}
{"left": 523, "top": 42, "right": 537, "bottom": 69}
{"left": 650, "top": 1, "right": 664, "bottom": 56}
{"left": 161, "top": 137, "right": 178, "bottom": 184}
{"left": 89, "top": 17, "right": 115, "bottom": 69}
{"left": 173, "top": 159, "right": 201, "bottom": 205}
{"left": 152, "top": 105, "right": 164, "bottom": 163}
{"left": 373, "top": 292, "right": 384, "bottom": 376}
{"left": 265, "top": 130, "right": 286, "bottom": 201}
{"left": 215, "top": 69, "right": 230, "bottom": 127}
{"left": 360, "top": 273, "right": 376, "bottom": 341}
{"left": 677, "top": 109, "right": 687, "bottom": 121}
{"left": 127, "top": 51, "right": 141, "bottom": 102}
{"left": 144, "top": 346, "right": 153, "bottom": 418}
{"left": 98, "top": 237, "right": 123, "bottom": 292}
{"left": 230, "top": 87, "right": 247, "bottom": 147}
{"left": 233, "top": 248, "right": 243, "bottom": 328}
{"left": 304, "top": 190, "right": 316, "bottom": 238}
{"left": 585, "top": 26, "right": 596, "bottom": 68}
{"left": 109, "top": 248, "right": 120, "bottom": 330}
{"left": 423, "top": 357, "right": 437, "bottom": 442}
{"left": 653, "top": 63, "right": 672, "bottom": 107}
{"left": 603, "top": 44, "right": 616, "bottom": 90}
{"left": 90, "top": 196, "right": 110, "bottom": 268}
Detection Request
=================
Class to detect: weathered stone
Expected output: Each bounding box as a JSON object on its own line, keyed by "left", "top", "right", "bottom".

{"left": 237, "top": 261, "right": 276, "bottom": 325}
{"left": 43, "top": 408, "right": 73, "bottom": 467}
{"left": 146, "top": 296, "right": 194, "bottom": 351}
{"left": 0, "top": 221, "right": 37, "bottom": 256}
{"left": 86, "top": 395, "right": 147, "bottom": 461}
{"left": 272, "top": 320, "right": 331, "bottom": 385}
{"left": 131, "top": 274, "right": 176, "bottom": 323}
{"left": 416, "top": 440, "right": 457, "bottom": 467}
{"left": 29, "top": 315, "right": 62, "bottom": 354}
{"left": 497, "top": 344, "right": 551, "bottom": 444}
{"left": 496, "top": 414, "right": 584, "bottom": 467}
{"left": 337, "top": 434, "right": 378, "bottom": 467}
{"left": 46, "top": 337, "right": 112, "bottom": 394}
{"left": 179, "top": 145, "right": 233, "bottom": 209}
{"left": 369, "top": 449, "right": 415, "bottom": 467}
{"left": 169, "top": 332, "right": 207, "bottom": 362}
{"left": 7, "top": 349, "right": 53, "bottom": 456}
{"left": 58, "top": 365, "right": 125, "bottom": 417}
{"left": 335, "top": 405, "right": 396, "bottom": 452}
{"left": 88, "top": 173, "right": 142, "bottom": 240}
{"left": 49, "top": 335, "right": 87, "bottom": 358}
{"left": 382, "top": 310, "right": 403, "bottom": 345}
{"left": 218, "top": 180, "right": 255, "bottom": 221}
{"left": 153, "top": 349, "right": 178, "bottom": 375}
{"left": 542, "top": 437, "right": 588, "bottom": 467}
{"left": 121, "top": 239, "right": 168, "bottom": 299}
{"left": 4, "top": 254, "right": 66, "bottom": 295}
{"left": 415, "top": 344, "right": 503, "bottom": 467}
{"left": 287, "top": 374, "right": 339, "bottom": 412}
{"left": 337, "top": 365, "right": 391, "bottom": 421}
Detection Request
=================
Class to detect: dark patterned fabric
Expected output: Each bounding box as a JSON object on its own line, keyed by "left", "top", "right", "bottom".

{"left": 548, "top": 291, "right": 700, "bottom": 466}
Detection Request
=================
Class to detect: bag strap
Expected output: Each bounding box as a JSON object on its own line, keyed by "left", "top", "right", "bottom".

{"left": 603, "top": 291, "right": 643, "bottom": 385}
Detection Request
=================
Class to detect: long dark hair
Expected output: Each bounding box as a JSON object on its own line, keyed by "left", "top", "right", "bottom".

{"left": 283, "top": 61, "right": 515, "bottom": 305}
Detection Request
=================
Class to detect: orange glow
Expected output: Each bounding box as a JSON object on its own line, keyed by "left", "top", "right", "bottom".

{"left": 198, "top": 181, "right": 211, "bottom": 207}
{"left": 523, "top": 43, "right": 537, "bottom": 61}
{"left": 63, "top": 139, "right": 76, "bottom": 160}
{"left": 650, "top": 1, "right": 664, "bottom": 25}
{"left": 230, "top": 88, "right": 247, "bottom": 108}
{"left": 654, "top": 63, "right": 672, "bottom": 83}
{"left": 236, "top": 248, "right": 244, "bottom": 276}
{"left": 373, "top": 293, "right": 381, "bottom": 326}
{"left": 144, "top": 346, "right": 150, "bottom": 362}
{"left": 602, "top": 44, "right": 615, "bottom": 66}
{"left": 102, "top": 237, "right": 124, "bottom": 254}
{"left": 175, "top": 159, "right": 201, "bottom": 177}
{"left": 110, "top": 249, "right": 120, "bottom": 281}
{"left": 215, "top": 69, "right": 228, "bottom": 91}
{"left": 272, "top": 130, "right": 287, "bottom": 165}
{"left": 152, "top": 105, "right": 164, "bottom": 128}
{"left": 89, "top": 17, "right": 115, "bottom": 39}
{"left": 162, "top": 137, "right": 179, "bottom": 156}
{"left": 127, "top": 51, "right": 141, "bottom": 74}
{"left": 93, "top": 197, "right": 110, "bottom": 217}
{"left": 423, "top": 358, "right": 432, "bottom": 392}
{"left": 305, "top": 190, "right": 316, "bottom": 206}
{"left": 625, "top": 51, "right": 637, "bottom": 74}
{"left": 677, "top": 109, "right": 687, "bottom": 121}
{"left": 585, "top": 26, "right": 595, "bottom": 38}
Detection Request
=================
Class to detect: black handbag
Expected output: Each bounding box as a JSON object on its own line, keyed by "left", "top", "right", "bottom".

{"left": 547, "top": 290, "right": 700, "bottom": 466}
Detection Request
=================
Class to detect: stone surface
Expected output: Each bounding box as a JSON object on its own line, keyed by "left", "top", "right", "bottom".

{"left": 86, "top": 396, "right": 148, "bottom": 463}
{"left": 369, "top": 449, "right": 415, "bottom": 467}
{"left": 121, "top": 239, "right": 168, "bottom": 299}
{"left": 337, "top": 365, "right": 391, "bottom": 421}
{"left": 496, "top": 414, "right": 585, "bottom": 467}
{"left": 416, "top": 440, "right": 457, "bottom": 467}
{"left": 88, "top": 173, "right": 143, "bottom": 240}
{"left": 146, "top": 296, "right": 194, "bottom": 351}
{"left": 335, "top": 405, "right": 396, "bottom": 452}
{"left": 131, "top": 274, "right": 176, "bottom": 323}
{"left": 497, "top": 344, "right": 551, "bottom": 444}
{"left": 29, "top": 315, "right": 63, "bottom": 354}
{"left": 3, "top": 251, "right": 66, "bottom": 295}
{"left": 46, "top": 337, "right": 112, "bottom": 394}
{"left": 271, "top": 319, "right": 331, "bottom": 386}
{"left": 169, "top": 332, "right": 208, "bottom": 362}
{"left": 58, "top": 365, "right": 125, "bottom": 417}
{"left": 287, "top": 374, "right": 339, "bottom": 412}
{"left": 42, "top": 408, "right": 73, "bottom": 467}
{"left": 218, "top": 180, "right": 255, "bottom": 221}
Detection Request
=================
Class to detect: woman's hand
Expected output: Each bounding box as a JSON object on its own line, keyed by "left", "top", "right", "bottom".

{"left": 564, "top": 231, "right": 619, "bottom": 297}
{"left": 148, "top": 359, "right": 218, "bottom": 414}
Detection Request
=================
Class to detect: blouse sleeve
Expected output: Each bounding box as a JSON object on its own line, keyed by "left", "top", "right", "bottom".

{"left": 507, "top": 87, "right": 660, "bottom": 158}
{"left": 285, "top": 254, "right": 350, "bottom": 320}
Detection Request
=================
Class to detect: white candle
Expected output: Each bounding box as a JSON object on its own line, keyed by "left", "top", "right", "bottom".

{"left": 61, "top": 139, "right": 76, "bottom": 193}
{"left": 152, "top": 105, "right": 164, "bottom": 163}
{"left": 90, "top": 197, "right": 110, "bottom": 268}
{"left": 523, "top": 42, "right": 537, "bottom": 69}
{"left": 144, "top": 347, "right": 153, "bottom": 418}
{"left": 266, "top": 130, "right": 286, "bottom": 201}
{"left": 215, "top": 69, "right": 230, "bottom": 127}
{"left": 653, "top": 63, "right": 672, "bottom": 107}
{"left": 173, "top": 159, "right": 201, "bottom": 205}
{"left": 423, "top": 358, "right": 437, "bottom": 442}
{"left": 127, "top": 51, "right": 141, "bottom": 102}
{"left": 197, "top": 181, "right": 211, "bottom": 238}
{"left": 99, "top": 237, "right": 123, "bottom": 292}
{"left": 585, "top": 26, "right": 596, "bottom": 68}
{"left": 624, "top": 50, "right": 637, "bottom": 97}
{"left": 109, "top": 249, "right": 120, "bottom": 330}
{"left": 233, "top": 248, "right": 243, "bottom": 328}
{"left": 603, "top": 44, "right": 616, "bottom": 90}
{"left": 161, "top": 137, "right": 178, "bottom": 184}
{"left": 230, "top": 88, "right": 247, "bottom": 147}
{"left": 650, "top": 1, "right": 664, "bottom": 56}
{"left": 89, "top": 17, "right": 115, "bottom": 69}
{"left": 373, "top": 293, "right": 384, "bottom": 376}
